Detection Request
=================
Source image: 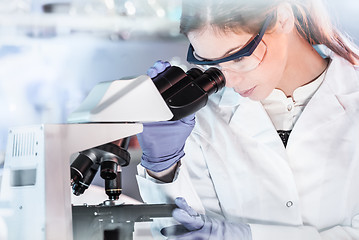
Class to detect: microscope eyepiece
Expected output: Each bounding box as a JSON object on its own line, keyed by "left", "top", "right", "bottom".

{"left": 151, "top": 66, "right": 226, "bottom": 120}
{"left": 185, "top": 68, "right": 203, "bottom": 80}
{"left": 195, "top": 67, "right": 226, "bottom": 95}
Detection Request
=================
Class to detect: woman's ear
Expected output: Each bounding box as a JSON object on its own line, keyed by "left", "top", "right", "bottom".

{"left": 275, "top": 3, "right": 295, "bottom": 34}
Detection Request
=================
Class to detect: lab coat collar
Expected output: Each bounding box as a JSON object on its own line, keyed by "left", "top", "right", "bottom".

{"left": 225, "top": 90, "right": 287, "bottom": 158}
{"left": 217, "top": 75, "right": 289, "bottom": 158}
{"left": 221, "top": 53, "right": 359, "bottom": 157}
{"left": 287, "top": 54, "right": 358, "bottom": 148}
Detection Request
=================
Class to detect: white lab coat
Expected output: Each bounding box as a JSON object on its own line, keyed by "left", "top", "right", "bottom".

{"left": 136, "top": 52, "right": 359, "bottom": 240}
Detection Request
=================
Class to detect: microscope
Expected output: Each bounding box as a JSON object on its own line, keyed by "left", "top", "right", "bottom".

{"left": 0, "top": 66, "right": 225, "bottom": 240}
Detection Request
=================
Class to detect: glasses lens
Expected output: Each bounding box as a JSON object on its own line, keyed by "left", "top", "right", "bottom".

{"left": 221, "top": 40, "right": 267, "bottom": 73}
{"left": 194, "top": 64, "right": 221, "bottom": 72}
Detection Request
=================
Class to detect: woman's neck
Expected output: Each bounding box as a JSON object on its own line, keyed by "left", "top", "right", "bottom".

{"left": 276, "top": 33, "right": 329, "bottom": 97}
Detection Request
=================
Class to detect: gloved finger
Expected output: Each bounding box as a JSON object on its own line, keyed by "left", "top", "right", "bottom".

{"left": 153, "top": 60, "right": 170, "bottom": 72}
{"left": 179, "top": 114, "right": 195, "bottom": 127}
{"left": 147, "top": 67, "right": 159, "bottom": 78}
{"left": 175, "top": 197, "right": 198, "bottom": 216}
{"left": 172, "top": 208, "right": 204, "bottom": 231}
{"left": 147, "top": 60, "right": 170, "bottom": 78}
{"left": 167, "top": 229, "right": 209, "bottom": 240}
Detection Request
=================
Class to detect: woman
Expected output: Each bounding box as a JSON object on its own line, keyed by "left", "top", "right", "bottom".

{"left": 137, "top": 0, "right": 359, "bottom": 239}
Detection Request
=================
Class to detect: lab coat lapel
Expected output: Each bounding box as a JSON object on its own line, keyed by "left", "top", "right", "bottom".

{"left": 219, "top": 88, "right": 287, "bottom": 158}
{"left": 287, "top": 56, "right": 354, "bottom": 147}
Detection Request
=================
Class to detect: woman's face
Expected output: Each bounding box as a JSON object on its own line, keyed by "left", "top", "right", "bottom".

{"left": 188, "top": 26, "right": 288, "bottom": 101}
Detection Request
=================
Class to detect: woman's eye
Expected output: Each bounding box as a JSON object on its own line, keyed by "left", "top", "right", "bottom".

{"left": 233, "top": 57, "right": 244, "bottom": 63}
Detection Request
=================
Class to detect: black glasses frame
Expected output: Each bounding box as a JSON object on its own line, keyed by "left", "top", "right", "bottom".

{"left": 186, "top": 14, "right": 274, "bottom": 65}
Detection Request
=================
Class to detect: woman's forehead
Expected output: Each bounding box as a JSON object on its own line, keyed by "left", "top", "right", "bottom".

{"left": 188, "top": 27, "right": 254, "bottom": 60}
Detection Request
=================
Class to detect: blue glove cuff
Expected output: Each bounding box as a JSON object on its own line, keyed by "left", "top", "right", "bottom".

{"left": 140, "top": 151, "right": 184, "bottom": 172}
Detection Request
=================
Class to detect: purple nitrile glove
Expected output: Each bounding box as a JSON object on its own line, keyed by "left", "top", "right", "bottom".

{"left": 161, "top": 197, "right": 253, "bottom": 240}
{"left": 136, "top": 60, "right": 195, "bottom": 172}
{"left": 137, "top": 114, "right": 195, "bottom": 172}
{"left": 147, "top": 60, "right": 171, "bottom": 78}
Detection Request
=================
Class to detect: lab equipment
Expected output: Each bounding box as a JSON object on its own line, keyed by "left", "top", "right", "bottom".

{"left": 152, "top": 66, "right": 225, "bottom": 120}
{"left": 0, "top": 123, "right": 174, "bottom": 240}
{"left": 0, "top": 71, "right": 174, "bottom": 240}
{"left": 70, "top": 139, "right": 131, "bottom": 200}
{"left": 0, "top": 65, "right": 225, "bottom": 240}
{"left": 67, "top": 65, "right": 225, "bottom": 123}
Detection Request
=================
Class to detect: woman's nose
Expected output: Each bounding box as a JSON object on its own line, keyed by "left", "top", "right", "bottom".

{"left": 222, "top": 70, "right": 243, "bottom": 88}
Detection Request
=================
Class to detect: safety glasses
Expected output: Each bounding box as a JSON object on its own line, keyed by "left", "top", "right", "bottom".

{"left": 186, "top": 14, "right": 273, "bottom": 72}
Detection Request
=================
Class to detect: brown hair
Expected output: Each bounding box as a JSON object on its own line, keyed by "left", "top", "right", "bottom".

{"left": 180, "top": 0, "right": 359, "bottom": 65}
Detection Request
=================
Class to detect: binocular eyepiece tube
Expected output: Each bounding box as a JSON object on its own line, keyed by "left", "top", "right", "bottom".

{"left": 151, "top": 66, "right": 226, "bottom": 121}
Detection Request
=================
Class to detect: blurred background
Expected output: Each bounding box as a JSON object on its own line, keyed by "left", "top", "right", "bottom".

{"left": 0, "top": 0, "right": 358, "bottom": 202}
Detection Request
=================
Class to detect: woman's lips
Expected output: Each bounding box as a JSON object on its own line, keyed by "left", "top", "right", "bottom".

{"left": 238, "top": 86, "right": 256, "bottom": 97}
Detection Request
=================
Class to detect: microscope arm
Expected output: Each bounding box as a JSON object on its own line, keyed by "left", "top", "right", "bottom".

{"left": 67, "top": 75, "right": 174, "bottom": 123}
